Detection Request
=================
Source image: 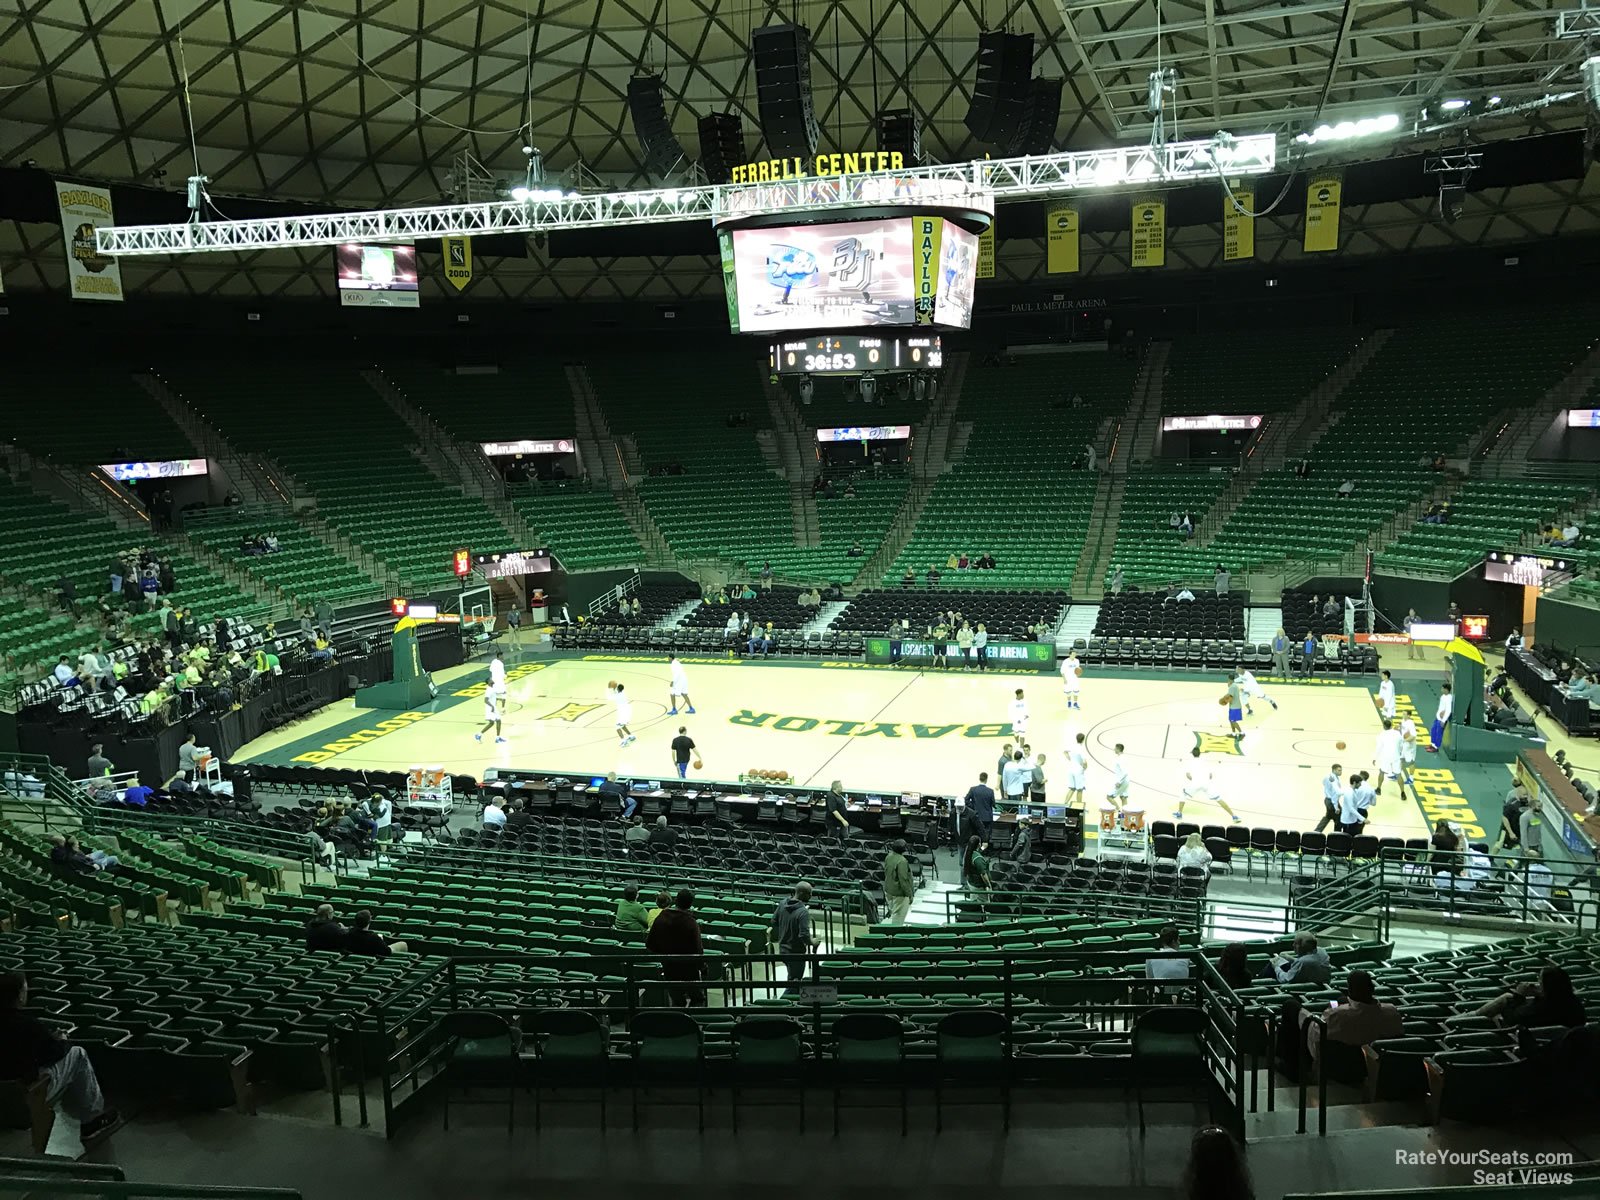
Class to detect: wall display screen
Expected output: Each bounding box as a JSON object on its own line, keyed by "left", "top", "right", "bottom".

{"left": 730, "top": 219, "right": 914, "bottom": 331}
{"left": 336, "top": 243, "right": 419, "bottom": 307}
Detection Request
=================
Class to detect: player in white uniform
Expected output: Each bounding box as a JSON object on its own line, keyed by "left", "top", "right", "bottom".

{"left": 1428, "top": 685, "right": 1453, "bottom": 752}
{"left": 1377, "top": 670, "right": 1396, "bottom": 721}
{"left": 1373, "top": 718, "right": 1405, "bottom": 794}
{"left": 1009, "top": 688, "right": 1030, "bottom": 740}
{"left": 475, "top": 688, "right": 505, "bottom": 744}
{"left": 1059, "top": 653, "right": 1082, "bottom": 711}
{"left": 1064, "top": 731, "right": 1089, "bottom": 808}
{"left": 1105, "top": 742, "right": 1130, "bottom": 811}
{"left": 1236, "top": 666, "right": 1278, "bottom": 715}
{"left": 489, "top": 651, "right": 506, "bottom": 693}
{"left": 610, "top": 683, "right": 636, "bottom": 746}
{"left": 1172, "top": 748, "right": 1241, "bottom": 822}
{"left": 1399, "top": 715, "right": 1419, "bottom": 771}
{"left": 667, "top": 655, "right": 695, "bottom": 715}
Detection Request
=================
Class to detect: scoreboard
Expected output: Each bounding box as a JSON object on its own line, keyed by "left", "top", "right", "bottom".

{"left": 771, "top": 332, "right": 942, "bottom": 375}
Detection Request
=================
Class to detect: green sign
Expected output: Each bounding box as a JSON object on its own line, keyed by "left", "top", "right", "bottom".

{"left": 864, "top": 638, "right": 1053, "bottom": 670}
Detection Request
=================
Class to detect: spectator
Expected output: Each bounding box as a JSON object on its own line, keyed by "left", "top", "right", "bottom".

{"left": 1267, "top": 932, "right": 1331, "bottom": 984}
{"left": 1001, "top": 750, "right": 1031, "bottom": 813}
{"left": 823, "top": 780, "right": 850, "bottom": 841}
{"left": 1321, "top": 595, "right": 1339, "bottom": 621}
{"left": 901, "top": 568, "right": 916, "bottom": 588}
{"left": 926, "top": 564, "right": 941, "bottom": 587}
{"left": 52, "top": 656, "right": 80, "bottom": 690}
{"left": 1494, "top": 782, "right": 1531, "bottom": 853}
{"left": 481, "top": 798, "right": 507, "bottom": 831}
{"left": 49, "top": 834, "right": 119, "bottom": 874}
{"left": 646, "top": 890, "right": 672, "bottom": 928}
{"left": 1430, "top": 819, "right": 1461, "bottom": 870}
{"left": 87, "top": 743, "right": 114, "bottom": 779}
{"left": 646, "top": 889, "right": 706, "bottom": 1007}
{"left": 883, "top": 839, "right": 914, "bottom": 925}
{"left": 0, "top": 972, "right": 120, "bottom": 1140}
{"left": 1307, "top": 970, "right": 1403, "bottom": 1067}
{"left": 1146, "top": 924, "right": 1191, "bottom": 981}
{"left": 176, "top": 732, "right": 202, "bottom": 783}
{"left": 1270, "top": 628, "right": 1291, "bottom": 677}
{"left": 1214, "top": 565, "right": 1231, "bottom": 595}
{"left": 506, "top": 797, "right": 536, "bottom": 831}
{"left": 771, "top": 882, "right": 819, "bottom": 994}
{"left": 647, "top": 815, "right": 677, "bottom": 847}
{"left": 961, "top": 834, "right": 992, "bottom": 892}
{"left": 623, "top": 815, "right": 649, "bottom": 846}
{"left": 1110, "top": 564, "right": 1125, "bottom": 593}
{"left": 848, "top": 539, "right": 864, "bottom": 557}
{"left": 345, "top": 911, "right": 407, "bottom": 956}
{"left": 1181, "top": 1126, "right": 1254, "bottom": 1200}
{"left": 1300, "top": 630, "right": 1317, "bottom": 677}
{"left": 1176, "top": 832, "right": 1213, "bottom": 874}
{"left": 367, "top": 792, "right": 394, "bottom": 842}
{"left": 963, "top": 771, "right": 996, "bottom": 844}
{"left": 599, "top": 771, "right": 633, "bottom": 818}
{"left": 1010, "top": 819, "right": 1034, "bottom": 864}
{"left": 304, "top": 904, "right": 348, "bottom": 951}
{"left": 1217, "top": 943, "right": 1254, "bottom": 991}
{"left": 1477, "top": 965, "right": 1586, "bottom": 1027}
{"left": 1337, "top": 479, "right": 1355, "bottom": 500}
{"left": 613, "top": 884, "right": 651, "bottom": 934}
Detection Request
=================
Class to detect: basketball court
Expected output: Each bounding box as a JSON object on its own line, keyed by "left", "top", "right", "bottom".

{"left": 236, "top": 651, "right": 1440, "bottom": 840}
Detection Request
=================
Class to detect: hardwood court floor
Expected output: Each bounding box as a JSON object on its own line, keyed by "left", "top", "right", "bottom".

{"left": 238, "top": 650, "right": 1433, "bottom": 839}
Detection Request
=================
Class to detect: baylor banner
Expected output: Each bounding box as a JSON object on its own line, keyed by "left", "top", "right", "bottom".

{"left": 976, "top": 224, "right": 995, "bottom": 279}
{"left": 1223, "top": 188, "right": 1255, "bottom": 261}
{"left": 56, "top": 181, "right": 123, "bottom": 302}
{"left": 1304, "top": 175, "right": 1342, "bottom": 253}
{"left": 912, "top": 215, "right": 943, "bottom": 325}
{"left": 1130, "top": 199, "right": 1165, "bottom": 268}
{"left": 1045, "top": 205, "right": 1079, "bottom": 274}
{"left": 442, "top": 236, "right": 472, "bottom": 291}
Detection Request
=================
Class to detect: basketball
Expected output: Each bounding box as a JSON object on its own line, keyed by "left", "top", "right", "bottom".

{"left": 607, "top": 679, "right": 617, "bottom": 689}
{"left": 1218, "top": 695, "right": 1230, "bottom": 706}
{"left": 1336, "top": 740, "right": 1347, "bottom": 750}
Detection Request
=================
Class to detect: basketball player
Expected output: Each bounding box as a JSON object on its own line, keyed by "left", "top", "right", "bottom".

{"left": 1235, "top": 664, "right": 1278, "bottom": 715}
{"left": 1009, "top": 688, "right": 1030, "bottom": 741}
{"left": 474, "top": 687, "right": 506, "bottom": 744}
{"left": 489, "top": 650, "right": 506, "bottom": 694}
{"left": 1064, "top": 732, "right": 1089, "bottom": 808}
{"left": 1428, "top": 684, "right": 1452, "bottom": 752}
{"left": 1224, "top": 673, "right": 1245, "bottom": 739}
{"left": 609, "top": 682, "right": 636, "bottom": 746}
{"left": 1105, "top": 743, "right": 1129, "bottom": 811}
{"left": 1373, "top": 718, "right": 1405, "bottom": 795}
{"left": 1377, "top": 669, "right": 1396, "bottom": 721}
{"left": 1399, "top": 714, "right": 1419, "bottom": 775}
{"left": 1060, "top": 651, "right": 1082, "bottom": 711}
{"left": 667, "top": 655, "right": 696, "bottom": 715}
{"left": 1172, "top": 748, "right": 1242, "bottom": 822}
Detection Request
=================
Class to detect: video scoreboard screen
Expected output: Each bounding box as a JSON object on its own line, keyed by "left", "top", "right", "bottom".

{"left": 1484, "top": 550, "right": 1574, "bottom": 588}
{"left": 771, "top": 332, "right": 942, "bottom": 375}
{"left": 474, "top": 549, "right": 553, "bottom": 579}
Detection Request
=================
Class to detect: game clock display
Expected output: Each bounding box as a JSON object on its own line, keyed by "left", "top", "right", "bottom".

{"left": 771, "top": 333, "right": 942, "bottom": 375}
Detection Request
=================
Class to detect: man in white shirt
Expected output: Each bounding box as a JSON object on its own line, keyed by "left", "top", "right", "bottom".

{"left": 667, "top": 655, "right": 695, "bottom": 715}
{"left": 610, "top": 683, "right": 636, "bottom": 746}
{"left": 1000, "top": 751, "right": 1031, "bottom": 809}
{"left": 1172, "top": 748, "right": 1241, "bottom": 822}
{"left": 1145, "top": 925, "right": 1192, "bottom": 982}
{"left": 1064, "top": 731, "right": 1089, "bottom": 807}
{"left": 475, "top": 688, "right": 506, "bottom": 744}
{"left": 1399, "top": 716, "right": 1419, "bottom": 772}
{"left": 1059, "top": 653, "right": 1082, "bottom": 711}
{"left": 1316, "top": 762, "right": 1343, "bottom": 832}
{"left": 1008, "top": 688, "right": 1029, "bottom": 740}
{"left": 1428, "top": 684, "right": 1452, "bottom": 753}
{"left": 1337, "top": 773, "right": 1367, "bottom": 834}
{"left": 1377, "top": 670, "right": 1396, "bottom": 720}
{"left": 1373, "top": 719, "right": 1404, "bottom": 794}
{"left": 52, "top": 657, "right": 79, "bottom": 690}
{"left": 1236, "top": 666, "right": 1278, "bottom": 715}
{"left": 489, "top": 651, "right": 506, "bottom": 693}
{"left": 1105, "top": 743, "right": 1130, "bottom": 811}
{"left": 481, "top": 800, "right": 507, "bottom": 831}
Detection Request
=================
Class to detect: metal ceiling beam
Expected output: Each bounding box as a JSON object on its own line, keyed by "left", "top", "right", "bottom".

{"left": 95, "top": 134, "right": 1277, "bottom": 256}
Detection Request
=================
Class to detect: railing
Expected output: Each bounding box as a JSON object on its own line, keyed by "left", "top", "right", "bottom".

{"left": 357, "top": 945, "right": 1256, "bottom": 1138}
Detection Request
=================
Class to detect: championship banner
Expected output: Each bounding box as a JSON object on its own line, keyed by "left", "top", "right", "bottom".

{"left": 1045, "top": 204, "right": 1079, "bottom": 274}
{"left": 1130, "top": 199, "right": 1166, "bottom": 269}
{"left": 976, "top": 224, "right": 995, "bottom": 279}
{"left": 1223, "top": 187, "right": 1255, "bottom": 262}
{"left": 442, "top": 236, "right": 472, "bottom": 291}
{"left": 55, "top": 181, "right": 123, "bottom": 302}
{"left": 1304, "top": 174, "right": 1342, "bottom": 253}
{"left": 912, "top": 215, "right": 943, "bottom": 326}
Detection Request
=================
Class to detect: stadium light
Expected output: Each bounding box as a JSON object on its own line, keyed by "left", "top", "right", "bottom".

{"left": 1440, "top": 98, "right": 1470, "bottom": 111}
{"left": 1292, "top": 114, "right": 1401, "bottom": 146}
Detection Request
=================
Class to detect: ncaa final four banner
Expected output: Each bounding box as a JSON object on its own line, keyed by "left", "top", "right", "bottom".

{"left": 55, "top": 181, "right": 124, "bottom": 302}
{"left": 1304, "top": 174, "right": 1343, "bottom": 253}
{"left": 1130, "top": 199, "right": 1166, "bottom": 269}
{"left": 976, "top": 224, "right": 995, "bottom": 280}
{"left": 442, "top": 235, "right": 472, "bottom": 291}
{"left": 1045, "top": 204, "right": 1079, "bottom": 274}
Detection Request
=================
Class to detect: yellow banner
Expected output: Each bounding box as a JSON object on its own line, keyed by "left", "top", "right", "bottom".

{"left": 442, "top": 235, "right": 473, "bottom": 291}
{"left": 1130, "top": 199, "right": 1165, "bottom": 268}
{"left": 912, "top": 215, "right": 943, "bottom": 326}
{"left": 977, "top": 224, "right": 995, "bottom": 279}
{"left": 1304, "top": 175, "right": 1342, "bottom": 253}
{"left": 1045, "top": 205, "right": 1079, "bottom": 274}
{"left": 1223, "top": 188, "right": 1254, "bottom": 262}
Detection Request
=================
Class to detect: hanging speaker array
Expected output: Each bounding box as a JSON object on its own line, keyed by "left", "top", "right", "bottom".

{"left": 627, "top": 73, "right": 687, "bottom": 177}
{"left": 752, "top": 23, "right": 822, "bottom": 160}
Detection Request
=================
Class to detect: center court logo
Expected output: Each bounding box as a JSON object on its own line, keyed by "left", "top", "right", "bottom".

{"left": 1192, "top": 733, "right": 1244, "bottom": 757}
{"left": 540, "top": 702, "right": 602, "bottom": 722}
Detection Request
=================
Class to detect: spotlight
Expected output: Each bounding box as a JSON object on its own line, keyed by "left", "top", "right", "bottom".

{"left": 1440, "top": 98, "right": 1470, "bottom": 111}
{"left": 510, "top": 186, "right": 530, "bottom": 202}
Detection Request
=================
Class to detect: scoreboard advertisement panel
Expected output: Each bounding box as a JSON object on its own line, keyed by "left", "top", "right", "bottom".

{"left": 732, "top": 218, "right": 914, "bottom": 331}
{"left": 771, "top": 332, "right": 942, "bottom": 374}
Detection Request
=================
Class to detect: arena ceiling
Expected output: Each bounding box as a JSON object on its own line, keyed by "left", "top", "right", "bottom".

{"left": 1, "top": 0, "right": 1597, "bottom": 299}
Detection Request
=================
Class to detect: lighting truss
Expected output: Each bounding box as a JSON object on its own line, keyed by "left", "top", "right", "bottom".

{"left": 94, "top": 134, "right": 1276, "bottom": 257}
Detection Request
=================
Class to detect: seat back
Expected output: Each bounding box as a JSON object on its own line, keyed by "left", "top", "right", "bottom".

{"left": 733, "top": 1016, "right": 804, "bottom": 1064}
